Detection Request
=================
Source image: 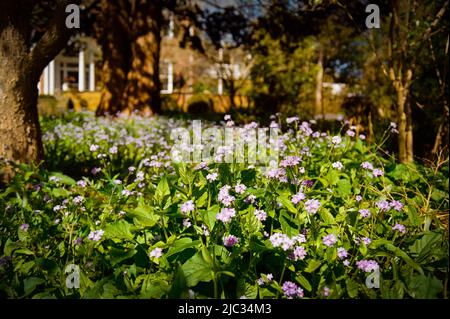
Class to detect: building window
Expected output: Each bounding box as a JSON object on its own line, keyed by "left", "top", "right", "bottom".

{"left": 160, "top": 61, "right": 173, "bottom": 94}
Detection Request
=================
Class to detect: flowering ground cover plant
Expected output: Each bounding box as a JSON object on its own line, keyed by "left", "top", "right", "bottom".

{"left": 0, "top": 111, "right": 448, "bottom": 299}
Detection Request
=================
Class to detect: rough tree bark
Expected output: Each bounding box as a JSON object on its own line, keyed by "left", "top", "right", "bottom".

{"left": 95, "top": 0, "right": 163, "bottom": 116}
{"left": 95, "top": 0, "right": 131, "bottom": 116}
{"left": 0, "top": 1, "right": 74, "bottom": 180}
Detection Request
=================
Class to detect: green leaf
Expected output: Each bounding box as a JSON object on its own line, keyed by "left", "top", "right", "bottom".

{"left": 181, "top": 252, "right": 213, "bottom": 287}
{"left": 279, "top": 211, "right": 298, "bottom": 237}
{"left": 104, "top": 220, "right": 134, "bottom": 241}
{"left": 48, "top": 172, "right": 76, "bottom": 186}
{"left": 168, "top": 263, "right": 187, "bottom": 298}
{"left": 141, "top": 277, "right": 170, "bottom": 298}
{"left": 371, "top": 239, "right": 423, "bottom": 274}
{"left": 387, "top": 164, "right": 420, "bottom": 182}
{"left": 166, "top": 238, "right": 200, "bottom": 258}
{"left": 277, "top": 194, "right": 298, "bottom": 214}
{"left": 14, "top": 248, "right": 34, "bottom": 255}
{"left": 109, "top": 246, "right": 137, "bottom": 266}
{"left": 295, "top": 273, "right": 312, "bottom": 292}
{"left": 405, "top": 203, "right": 421, "bottom": 227}
{"left": 304, "top": 259, "right": 322, "bottom": 273}
{"left": 23, "top": 277, "right": 45, "bottom": 297}
{"left": 409, "top": 231, "right": 443, "bottom": 260}
{"left": 345, "top": 278, "right": 359, "bottom": 298}
{"left": 129, "top": 205, "right": 159, "bottom": 227}
{"left": 202, "top": 205, "right": 219, "bottom": 231}
{"left": 407, "top": 275, "right": 443, "bottom": 299}
{"left": 325, "top": 169, "right": 339, "bottom": 186}
{"left": 319, "top": 208, "right": 335, "bottom": 225}
{"left": 52, "top": 187, "right": 70, "bottom": 198}
{"left": 4, "top": 238, "right": 18, "bottom": 256}
{"left": 155, "top": 176, "right": 170, "bottom": 206}
{"left": 336, "top": 179, "right": 352, "bottom": 197}
{"left": 237, "top": 279, "right": 258, "bottom": 299}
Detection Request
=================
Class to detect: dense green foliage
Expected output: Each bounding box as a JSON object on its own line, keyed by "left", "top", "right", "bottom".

{"left": 0, "top": 112, "right": 448, "bottom": 299}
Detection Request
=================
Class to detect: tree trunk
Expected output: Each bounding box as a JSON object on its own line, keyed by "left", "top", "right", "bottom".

{"left": 0, "top": 16, "right": 43, "bottom": 180}
{"left": 397, "top": 88, "right": 407, "bottom": 163}
{"left": 405, "top": 100, "right": 414, "bottom": 162}
{"left": 123, "top": 30, "right": 161, "bottom": 114}
{"left": 315, "top": 45, "right": 324, "bottom": 120}
{"left": 95, "top": 1, "right": 131, "bottom": 116}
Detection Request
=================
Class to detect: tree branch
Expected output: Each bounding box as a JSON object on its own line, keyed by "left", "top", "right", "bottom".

{"left": 27, "top": 0, "right": 78, "bottom": 80}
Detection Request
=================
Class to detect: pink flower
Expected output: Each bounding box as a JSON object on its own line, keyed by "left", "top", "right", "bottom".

{"left": 323, "top": 234, "right": 337, "bottom": 247}
{"left": 216, "top": 208, "right": 236, "bottom": 223}
{"left": 180, "top": 200, "right": 195, "bottom": 214}
{"left": 223, "top": 235, "right": 240, "bottom": 247}
{"left": 149, "top": 247, "right": 163, "bottom": 258}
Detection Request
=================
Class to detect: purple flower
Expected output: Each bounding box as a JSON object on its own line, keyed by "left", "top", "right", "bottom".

{"left": 73, "top": 196, "right": 84, "bottom": 205}
{"left": 74, "top": 237, "right": 83, "bottom": 245}
{"left": 390, "top": 200, "right": 403, "bottom": 211}
{"left": 77, "top": 180, "right": 87, "bottom": 188}
{"left": 269, "top": 233, "right": 294, "bottom": 251}
{"left": 206, "top": 172, "right": 218, "bottom": 182}
{"left": 245, "top": 194, "right": 257, "bottom": 204}
{"left": 356, "top": 259, "right": 379, "bottom": 272}
{"left": 337, "top": 247, "right": 348, "bottom": 259}
{"left": 331, "top": 136, "right": 342, "bottom": 145}
{"left": 376, "top": 200, "right": 390, "bottom": 212}
{"left": 149, "top": 247, "right": 163, "bottom": 258}
{"left": 304, "top": 199, "right": 321, "bottom": 214}
{"left": 216, "top": 208, "right": 236, "bottom": 223}
{"left": 322, "top": 286, "right": 330, "bottom": 297}
{"left": 372, "top": 169, "right": 384, "bottom": 177}
{"left": 292, "top": 234, "right": 307, "bottom": 243}
{"left": 282, "top": 281, "right": 304, "bottom": 299}
{"left": 180, "top": 200, "right": 195, "bottom": 215}
{"left": 355, "top": 195, "right": 363, "bottom": 202}
{"left": 323, "top": 234, "right": 337, "bottom": 247}
{"left": 195, "top": 162, "right": 208, "bottom": 171}
{"left": 332, "top": 161, "right": 344, "bottom": 170}
{"left": 109, "top": 146, "right": 118, "bottom": 154}
{"left": 361, "top": 162, "right": 374, "bottom": 170}
{"left": 88, "top": 229, "right": 104, "bottom": 242}
{"left": 257, "top": 273, "right": 273, "bottom": 286}
{"left": 234, "top": 183, "right": 247, "bottom": 194}
{"left": 218, "top": 185, "right": 235, "bottom": 206}
{"left": 89, "top": 144, "right": 99, "bottom": 152}
{"left": 392, "top": 223, "right": 406, "bottom": 234}
{"left": 20, "top": 223, "right": 29, "bottom": 232}
{"left": 359, "top": 209, "right": 371, "bottom": 218}
{"left": 91, "top": 167, "right": 101, "bottom": 175}
{"left": 356, "top": 237, "right": 372, "bottom": 246}
{"left": 359, "top": 134, "right": 366, "bottom": 140}
{"left": 346, "top": 130, "right": 355, "bottom": 137}
{"left": 121, "top": 189, "right": 132, "bottom": 197}
{"left": 291, "top": 191, "right": 306, "bottom": 204}
{"left": 286, "top": 116, "right": 299, "bottom": 124}
{"left": 183, "top": 219, "right": 191, "bottom": 228}
{"left": 343, "top": 259, "right": 350, "bottom": 267}
{"left": 254, "top": 209, "right": 267, "bottom": 221}
{"left": 280, "top": 156, "right": 301, "bottom": 168}
{"left": 223, "top": 235, "right": 240, "bottom": 247}
{"left": 288, "top": 246, "right": 307, "bottom": 261}
{"left": 302, "top": 180, "right": 314, "bottom": 188}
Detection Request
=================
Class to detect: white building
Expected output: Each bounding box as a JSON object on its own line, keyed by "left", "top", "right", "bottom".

{"left": 38, "top": 37, "right": 100, "bottom": 95}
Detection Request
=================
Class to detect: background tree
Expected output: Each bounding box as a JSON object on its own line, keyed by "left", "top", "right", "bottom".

{"left": 0, "top": 0, "right": 80, "bottom": 179}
